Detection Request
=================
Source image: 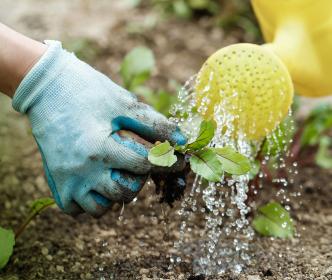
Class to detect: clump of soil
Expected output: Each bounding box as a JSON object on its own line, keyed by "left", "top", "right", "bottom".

{"left": 152, "top": 169, "right": 188, "bottom": 207}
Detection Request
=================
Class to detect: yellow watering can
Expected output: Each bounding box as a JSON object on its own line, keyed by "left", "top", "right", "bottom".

{"left": 194, "top": 0, "right": 332, "bottom": 140}
{"left": 252, "top": 0, "right": 332, "bottom": 97}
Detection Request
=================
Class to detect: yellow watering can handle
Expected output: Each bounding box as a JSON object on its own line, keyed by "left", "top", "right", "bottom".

{"left": 262, "top": 19, "right": 322, "bottom": 96}
{"left": 252, "top": 0, "right": 332, "bottom": 97}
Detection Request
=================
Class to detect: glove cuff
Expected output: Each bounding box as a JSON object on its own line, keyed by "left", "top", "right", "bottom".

{"left": 12, "top": 40, "right": 70, "bottom": 113}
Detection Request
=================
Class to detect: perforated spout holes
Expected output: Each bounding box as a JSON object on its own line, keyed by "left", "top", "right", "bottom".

{"left": 194, "top": 43, "right": 294, "bottom": 140}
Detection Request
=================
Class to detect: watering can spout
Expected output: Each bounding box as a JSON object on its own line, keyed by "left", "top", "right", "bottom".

{"left": 252, "top": 0, "right": 332, "bottom": 97}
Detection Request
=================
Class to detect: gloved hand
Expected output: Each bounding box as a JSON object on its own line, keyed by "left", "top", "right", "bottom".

{"left": 13, "top": 41, "right": 186, "bottom": 217}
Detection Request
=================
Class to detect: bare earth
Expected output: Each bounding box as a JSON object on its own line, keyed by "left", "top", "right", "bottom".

{"left": 1, "top": 1, "right": 332, "bottom": 279}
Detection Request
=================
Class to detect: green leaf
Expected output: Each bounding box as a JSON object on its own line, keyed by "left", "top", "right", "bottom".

{"left": 135, "top": 88, "right": 176, "bottom": 117}
{"left": 0, "top": 227, "right": 15, "bottom": 269}
{"left": 252, "top": 202, "right": 294, "bottom": 238}
{"left": 172, "top": 0, "right": 193, "bottom": 19}
{"left": 120, "top": 47, "right": 155, "bottom": 91}
{"left": 63, "top": 38, "right": 99, "bottom": 63}
{"left": 152, "top": 90, "right": 177, "bottom": 117}
{"left": 315, "top": 136, "right": 332, "bottom": 169}
{"left": 262, "top": 115, "right": 295, "bottom": 156}
{"left": 186, "top": 120, "right": 216, "bottom": 151}
{"left": 188, "top": 0, "right": 210, "bottom": 9}
{"left": 190, "top": 148, "right": 223, "bottom": 182}
{"left": 29, "top": 197, "right": 55, "bottom": 216}
{"left": 148, "top": 141, "right": 177, "bottom": 167}
{"left": 301, "top": 104, "right": 332, "bottom": 147}
{"left": 301, "top": 123, "right": 320, "bottom": 146}
{"left": 125, "top": 0, "right": 141, "bottom": 7}
{"left": 214, "top": 147, "right": 251, "bottom": 175}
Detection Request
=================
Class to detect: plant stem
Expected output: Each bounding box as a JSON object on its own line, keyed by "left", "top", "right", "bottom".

{"left": 15, "top": 201, "right": 55, "bottom": 239}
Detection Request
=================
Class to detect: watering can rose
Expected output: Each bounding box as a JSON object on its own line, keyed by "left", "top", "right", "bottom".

{"left": 194, "top": 43, "right": 293, "bottom": 140}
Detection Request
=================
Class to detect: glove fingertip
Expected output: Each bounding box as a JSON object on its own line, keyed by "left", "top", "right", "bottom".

{"left": 90, "top": 191, "right": 112, "bottom": 208}
{"left": 110, "top": 170, "right": 145, "bottom": 193}
{"left": 170, "top": 127, "right": 187, "bottom": 146}
{"left": 111, "top": 131, "right": 149, "bottom": 158}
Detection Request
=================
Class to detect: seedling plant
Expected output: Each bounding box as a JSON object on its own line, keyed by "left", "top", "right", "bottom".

{"left": 0, "top": 198, "right": 55, "bottom": 270}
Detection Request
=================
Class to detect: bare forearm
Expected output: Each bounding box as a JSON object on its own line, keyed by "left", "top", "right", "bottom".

{"left": 0, "top": 23, "right": 47, "bottom": 97}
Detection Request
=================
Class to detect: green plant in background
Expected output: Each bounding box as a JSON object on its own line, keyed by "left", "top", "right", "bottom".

{"left": 300, "top": 104, "right": 332, "bottom": 168}
{"left": 315, "top": 136, "right": 332, "bottom": 169}
{"left": 253, "top": 202, "right": 294, "bottom": 238}
{"left": 148, "top": 119, "right": 251, "bottom": 181}
{"left": 125, "top": 0, "right": 142, "bottom": 8}
{"left": 249, "top": 101, "right": 332, "bottom": 238}
{"left": 120, "top": 47, "right": 155, "bottom": 90}
{"left": 0, "top": 198, "right": 55, "bottom": 270}
{"left": 248, "top": 117, "right": 297, "bottom": 239}
{"left": 151, "top": 0, "right": 220, "bottom": 19}
{"left": 63, "top": 38, "right": 100, "bottom": 63}
{"left": 217, "top": 0, "right": 261, "bottom": 42}
{"left": 120, "top": 46, "right": 177, "bottom": 116}
{"left": 301, "top": 105, "right": 332, "bottom": 147}
{"left": 150, "top": 0, "right": 260, "bottom": 42}
{"left": 261, "top": 115, "right": 296, "bottom": 158}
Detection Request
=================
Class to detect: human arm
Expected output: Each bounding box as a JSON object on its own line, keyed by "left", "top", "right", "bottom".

{"left": 0, "top": 23, "right": 47, "bottom": 96}
{"left": 0, "top": 23, "right": 187, "bottom": 217}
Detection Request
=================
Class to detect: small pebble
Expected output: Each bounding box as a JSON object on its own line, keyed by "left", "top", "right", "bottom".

{"left": 324, "top": 266, "right": 332, "bottom": 276}
{"left": 139, "top": 268, "right": 149, "bottom": 275}
{"left": 41, "top": 247, "right": 49, "bottom": 256}
{"left": 75, "top": 240, "right": 84, "bottom": 251}
{"left": 247, "top": 276, "right": 261, "bottom": 280}
{"left": 5, "top": 201, "right": 11, "bottom": 209}
{"left": 56, "top": 265, "right": 65, "bottom": 273}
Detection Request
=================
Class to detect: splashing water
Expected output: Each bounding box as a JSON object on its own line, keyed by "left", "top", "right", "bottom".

{"left": 168, "top": 72, "right": 299, "bottom": 275}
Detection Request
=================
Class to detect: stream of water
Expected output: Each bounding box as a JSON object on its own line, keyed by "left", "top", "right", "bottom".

{"left": 168, "top": 75, "right": 299, "bottom": 275}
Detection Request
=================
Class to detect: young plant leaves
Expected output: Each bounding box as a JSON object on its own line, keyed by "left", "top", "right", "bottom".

{"left": 172, "top": 0, "right": 193, "bottom": 19}
{"left": 190, "top": 148, "right": 223, "bottom": 182}
{"left": 120, "top": 46, "right": 155, "bottom": 91}
{"left": 0, "top": 227, "right": 15, "bottom": 269}
{"left": 29, "top": 197, "right": 55, "bottom": 216}
{"left": 186, "top": 119, "right": 216, "bottom": 151}
{"left": 215, "top": 147, "right": 251, "bottom": 175}
{"left": 135, "top": 87, "right": 176, "bottom": 117}
{"left": 315, "top": 136, "right": 332, "bottom": 169}
{"left": 148, "top": 141, "right": 177, "bottom": 167}
{"left": 252, "top": 202, "right": 294, "bottom": 239}
{"left": 301, "top": 104, "right": 332, "bottom": 147}
{"left": 152, "top": 90, "right": 177, "bottom": 117}
{"left": 262, "top": 115, "right": 295, "bottom": 156}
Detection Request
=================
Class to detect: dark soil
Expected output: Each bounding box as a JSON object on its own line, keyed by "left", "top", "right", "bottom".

{"left": 1, "top": 1, "right": 332, "bottom": 279}
{"left": 1, "top": 125, "right": 332, "bottom": 280}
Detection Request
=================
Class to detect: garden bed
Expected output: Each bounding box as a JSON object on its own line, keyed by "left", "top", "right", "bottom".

{"left": 1, "top": 1, "right": 331, "bottom": 279}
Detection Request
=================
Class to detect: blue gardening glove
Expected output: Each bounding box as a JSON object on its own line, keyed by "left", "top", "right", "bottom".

{"left": 13, "top": 41, "right": 186, "bottom": 217}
